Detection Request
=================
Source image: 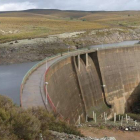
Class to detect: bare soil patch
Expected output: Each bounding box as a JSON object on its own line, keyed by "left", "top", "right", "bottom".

{"left": 80, "top": 127, "right": 140, "bottom": 140}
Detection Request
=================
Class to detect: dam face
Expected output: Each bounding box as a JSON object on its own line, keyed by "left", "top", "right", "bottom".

{"left": 45, "top": 46, "right": 140, "bottom": 124}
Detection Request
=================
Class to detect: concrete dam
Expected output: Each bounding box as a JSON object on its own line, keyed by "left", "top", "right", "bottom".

{"left": 45, "top": 45, "right": 140, "bottom": 124}
{"left": 21, "top": 45, "right": 140, "bottom": 124}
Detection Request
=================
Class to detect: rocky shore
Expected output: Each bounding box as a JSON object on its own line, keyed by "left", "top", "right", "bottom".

{"left": 0, "top": 28, "right": 140, "bottom": 65}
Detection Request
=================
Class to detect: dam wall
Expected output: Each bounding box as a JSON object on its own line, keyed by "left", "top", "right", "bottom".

{"left": 45, "top": 45, "right": 140, "bottom": 124}
{"left": 98, "top": 46, "right": 140, "bottom": 114}
{"left": 45, "top": 57, "right": 85, "bottom": 124}
{"left": 75, "top": 53, "right": 110, "bottom": 118}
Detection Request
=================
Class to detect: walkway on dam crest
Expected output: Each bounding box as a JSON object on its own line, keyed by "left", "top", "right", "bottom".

{"left": 21, "top": 49, "right": 94, "bottom": 109}
{"left": 22, "top": 57, "right": 60, "bottom": 109}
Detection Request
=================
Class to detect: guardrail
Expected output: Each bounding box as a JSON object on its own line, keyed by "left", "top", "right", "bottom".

{"left": 44, "top": 48, "right": 98, "bottom": 121}
{"left": 20, "top": 54, "right": 61, "bottom": 107}
{"left": 20, "top": 47, "right": 93, "bottom": 107}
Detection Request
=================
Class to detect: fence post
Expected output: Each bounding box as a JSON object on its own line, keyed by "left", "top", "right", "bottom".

{"left": 114, "top": 113, "right": 116, "bottom": 124}
{"left": 78, "top": 55, "right": 80, "bottom": 71}
{"left": 94, "top": 113, "right": 97, "bottom": 123}
{"left": 78, "top": 115, "right": 81, "bottom": 125}
{"left": 119, "top": 115, "right": 120, "bottom": 121}
{"left": 93, "top": 111, "right": 95, "bottom": 121}
{"left": 135, "top": 120, "right": 137, "bottom": 126}
{"left": 126, "top": 114, "right": 128, "bottom": 123}
{"left": 86, "top": 115, "right": 88, "bottom": 122}
{"left": 121, "top": 116, "right": 123, "bottom": 126}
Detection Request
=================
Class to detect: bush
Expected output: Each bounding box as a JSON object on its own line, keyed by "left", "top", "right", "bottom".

{"left": 30, "top": 107, "right": 83, "bottom": 137}
{"left": 0, "top": 95, "right": 14, "bottom": 110}
{"left": 31, "top": 107, "right": 54, "bottom": 129}
{"left": 50, "top": 120, "right": 83, "bottom": 136}
{"left": 0, "top": 121, "right": 18, "bottom": 140}
{"left": 0, "top": 108, "right": 10, "bottom": 122}
{"left": 0, "top": 95, "right": 41, "bottom": 140}
{"left": 12, "top": 111, "right": 41, "bottom": 140}
{"left": 0, "top": 95, "right": 83, "bottom": 139}
{"left": 82, "top": 19, "right": 86, "bottom": 21}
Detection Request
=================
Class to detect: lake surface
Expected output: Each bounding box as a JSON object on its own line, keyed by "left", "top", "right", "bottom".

{"left": 0, "top": 40, "right": 139, "bottom": 105}
{"left": 0, "top": 62, "right": 38, "bottom": 105}
{"left": 90, "top": 40, "right": 139, "bottom": 49}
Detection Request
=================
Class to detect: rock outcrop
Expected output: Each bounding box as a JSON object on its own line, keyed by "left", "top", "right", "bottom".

{"left": 50, "top": 131, "right": 116, "bottom": 140}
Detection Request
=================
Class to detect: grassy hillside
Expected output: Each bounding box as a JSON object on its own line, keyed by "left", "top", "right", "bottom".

{"left": 80, "top": 11, "right": 140, "bottom": 27}
{"left": 0, "top": 9, "right": 140, "bottom": 43}
{"left": 0, "top": 14, "right": 107, "bottom": 43}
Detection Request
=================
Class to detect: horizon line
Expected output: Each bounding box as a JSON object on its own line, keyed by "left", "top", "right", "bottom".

{"left": 0, "top": 8, "right": 140, "bottom": 13}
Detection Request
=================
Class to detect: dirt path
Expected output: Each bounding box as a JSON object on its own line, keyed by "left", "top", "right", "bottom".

{"left": 80, "top": 127, "right": 140, "bottom": 140}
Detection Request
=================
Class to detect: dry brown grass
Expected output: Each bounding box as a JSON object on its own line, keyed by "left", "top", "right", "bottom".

{"left": 0, "top": 15, "right": 107, "bottom": 43}
{"left": 80, "top": 11, "right": 140, "bottom": 27}
{"left": 0, "top": 10, "right": 140, "bottom": 43}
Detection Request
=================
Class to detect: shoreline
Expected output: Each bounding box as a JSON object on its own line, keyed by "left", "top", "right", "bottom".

{"left": 0, "top": 28, "right": 140, "bottom": 65}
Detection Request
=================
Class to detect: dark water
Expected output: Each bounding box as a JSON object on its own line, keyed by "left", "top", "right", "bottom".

{"left": 0, "top": 40, "right": 139, "bottom": 105}
{"left": 0, "top": 62, "right": 38, "bottom": 105}
{"left": 90, "top": 40, "right": 139, "bottom": 49}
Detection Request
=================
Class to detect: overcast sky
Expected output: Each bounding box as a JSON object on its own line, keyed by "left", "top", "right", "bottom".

{"left": 0, "top": 0, "right": 140, "bottom": 11}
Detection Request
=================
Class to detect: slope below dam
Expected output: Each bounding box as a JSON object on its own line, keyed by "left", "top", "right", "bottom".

{"left": 45, "top": 45, "right": 140, "bottom": 124}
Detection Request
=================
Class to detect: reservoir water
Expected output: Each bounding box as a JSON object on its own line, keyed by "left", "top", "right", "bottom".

{"left": 0, "top": 40, "right": 139, "bottom": 105}
{"left": 90, "top": 40, "right": 139, "bottom": 49}
{"left": 0, "top": 62, "right": 38, "bottom": 105}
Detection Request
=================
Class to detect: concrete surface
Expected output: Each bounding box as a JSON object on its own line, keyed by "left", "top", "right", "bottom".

{"left": 45, "top": 45, "right": 140, "bottom": 124}
{"left": 22, "top": 58, "right": 60, "bottom": 109}
{"left": 22, "top": 45, "right": 140, "bottom": 124}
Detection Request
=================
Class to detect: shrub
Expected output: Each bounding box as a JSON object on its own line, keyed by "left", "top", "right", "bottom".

{"left": 0, "top": 95, "right": 83, "bottom": 139}
{"left": 50, "top": 120, "right": 83, "bottom": 136}
{"left": 82, "top": 19, "right": 86, "bottom": 21}
{"left": 0, "top": 95, "right": 14, "bottom": 110}
{"left": 12, "top": 111, "right": 41, "bottom": 140}
{"left": 0, "top": 108, "right": 10, "bottom": 122}
{"left": 30, "top": 107, "right": 55, "bottom": 131}
{"left": 30, "top": 107, "right": 83, "bottom": 137}
{"left": 0, "top": 121, "right": 18, "bottom": 140}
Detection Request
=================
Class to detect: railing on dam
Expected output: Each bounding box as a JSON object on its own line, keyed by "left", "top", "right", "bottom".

{"left": 20, "top": 44, "right": 139, "bottom": 105}
{"left": 44, "top": 48, "right": 106, "bottom": 123}
{"left": 20, "top": 47, "right": 98, "bottom": 107}
{"left": 20, "top": 54, "right": 60, "bottom": 107}
{"left": 21, "top": 43, "right": 140, "bottom": 123}
{"left": 44, "top": 44, "right": 140, "bottom": 124}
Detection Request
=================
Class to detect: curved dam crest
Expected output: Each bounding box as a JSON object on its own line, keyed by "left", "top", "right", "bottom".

{"left": 0, "top": 40, "right": 138, "bottom": 104}
{"left": 45, "top": 45, "right": 140, "bottom": 124}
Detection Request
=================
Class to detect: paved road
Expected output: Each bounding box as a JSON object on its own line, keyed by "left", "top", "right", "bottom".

{"left": 22, "top": 57, "right": 60, "bottom": 109}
